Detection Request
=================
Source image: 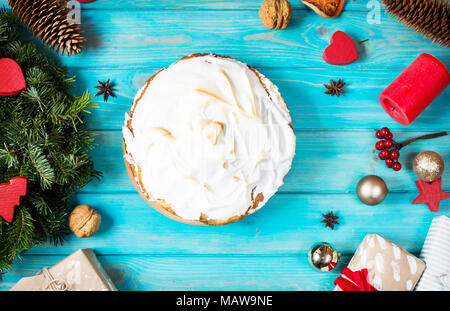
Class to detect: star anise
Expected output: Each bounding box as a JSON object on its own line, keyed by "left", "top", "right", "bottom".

{"left": 321, "top": 211, "right": 339, "bottom": 230}
{"left": 94, "top": 79, "right": 116, "bottom": 102}
{"left": 324, "top": 79, "right": 346, "bottom": 97}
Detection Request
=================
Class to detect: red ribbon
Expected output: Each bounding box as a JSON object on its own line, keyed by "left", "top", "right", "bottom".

{"left": 334, "top": 268, "right": 378, "bottom": 291}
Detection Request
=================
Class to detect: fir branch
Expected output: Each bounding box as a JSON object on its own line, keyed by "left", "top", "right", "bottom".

{"left": 29, "top": 193, "right": 52, "bottom": 216}
{"left": 1, "top": 208, "right": 36, "bottom": 272}
{"left": 7, "top": 208, "right": 35, "bottom": 256}
{"left": 0, "top": 144, "right": 19, "bottom": 169}
{"left": 27, "top": 143, "right": 55, "bottom": 189}
{"left": 22, "top": 86, "right": 46, "bottom": 111}
{"left": 26, "top": 67, "right": 51, "bottom": 86}
{"left": 0, "top": 8, "right": 100, "bottom": 273}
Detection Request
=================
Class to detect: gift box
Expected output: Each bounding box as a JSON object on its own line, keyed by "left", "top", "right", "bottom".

{"left": 440, "top": 274, "right": 450, "bottom": 290}
{"left": 334, "top": 234, "right": 426, "bottom": 291}
{"left": 415, "top": 215, "right": 450, "bottom": 291}
{"left": 10, "top": 249, "right": 117, "bottom": 291}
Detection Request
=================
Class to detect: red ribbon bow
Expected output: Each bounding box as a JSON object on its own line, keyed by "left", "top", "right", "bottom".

{"left": 334, "top": 268, "right": 378, "bottom": 291}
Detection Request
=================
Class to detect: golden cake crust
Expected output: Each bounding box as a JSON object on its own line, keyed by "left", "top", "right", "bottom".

{"left": 123, "top": 53, "right": 294, "bottom": 226}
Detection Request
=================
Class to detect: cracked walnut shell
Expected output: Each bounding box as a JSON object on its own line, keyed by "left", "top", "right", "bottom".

{"left": 302, "top": 0, "right": 345, "bottom": 18}
{"left": 259, "top": 0, "right": 292, "bottom": 30}
{"left": 68, "top": 204, "right": 101, "bottom": 238}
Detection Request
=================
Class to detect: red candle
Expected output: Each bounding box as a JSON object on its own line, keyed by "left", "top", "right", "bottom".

{"left": 379, "top": 53, "right": 450, "bottom": 126}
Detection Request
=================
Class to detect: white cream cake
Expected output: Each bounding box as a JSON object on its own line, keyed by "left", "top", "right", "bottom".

{"left": 122, "top": 54, "right": 296, "bottom": 224}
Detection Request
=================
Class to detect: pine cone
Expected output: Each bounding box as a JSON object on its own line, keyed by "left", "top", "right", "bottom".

{"left": 382, "top": 0, "right": 449, "bottom": 47}
{"left": 8, "top": 0, "right": 85, "bottom": 56}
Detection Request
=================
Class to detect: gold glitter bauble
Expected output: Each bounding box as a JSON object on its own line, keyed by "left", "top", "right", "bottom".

{"left": 356, "top": 175, "right": 389, "bottom": 206}
{"left": 413, "top": 151, "right": 444, "bottom": 182}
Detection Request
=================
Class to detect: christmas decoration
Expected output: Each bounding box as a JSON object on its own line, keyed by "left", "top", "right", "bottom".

{"left": 0, "top": 177, "right": 28, "bottom": 223}
{"left": 381, "top": 0, "right": 450, "bottom": 47}
{"left": 375, "top": 127, "right": 401, "bottom": 170}
{"left": 94, "top": 79, "right": 117, "bottom": 102}
{"left": 374, "top": 128, "right": 447, "bottom": 171}
{"left": 412, "top": 178, "right": 450, "bottom": 212}
{"left": 379, "top": 53, "right": 450, "bottom": 126}
{"left": 413, "top": 151, "right": 445, "bottom": 182}
{"left": 8, "top": 0, "right": 86, "bottom": 56}
{"left": 320, "top": 211, "right": 339, "bottom": 230}
{"left": 68, "top": 204, "right": 101, "bottom": 238}
{"left": 416, "top": 216, "right": 450, "bottom": 291}
{"left": 334, "top": 268, "right": 378, "bottom": 291}
{"left": 302, "top": 0, "right": 345, "bottom": 18}
{"left": 356, "top": 175, "right": 389, "bottom": 206}
{"left": 323, "top": 79, "right": 346, "bottom": 97}
{"left": 440, "top": 275, "right": 450, "bottom": 290}
{"left": 10, "top": 249, "right": 117, "bottom": 291}
{"left": 259, "top": 0, "right": 292, "bottom": 30}
{"left": 0, "top": 58, "right": 26, "bottom": 96}
{"left": 334, "top": 234, "right": 426, "bottom": 291}
{"left": 0, "top": 9, "right": 100, "bottom": 273}
{"left": 308, "top": 242, "right": 340, "bottom": 272}
{"left": 322, "top": 31, "right": 358, "bottom": 65}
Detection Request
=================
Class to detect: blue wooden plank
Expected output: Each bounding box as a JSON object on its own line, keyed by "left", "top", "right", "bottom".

{"left": 0, "top": 254, "right": 351, "bottom": 291}
{"left": 22, "top": 192, "right": 447, "bottom": 256}
{"left": 82, "top": 130, "right": 450, "bottom": 193}
{"left": 1, "top": 0, "right": 449, "bottom": 292}
{"left": 71, "top": 68, "right": 450, "bottom": 131}
{"left": 13, "top": 10, "right": 446, "bottom": 70}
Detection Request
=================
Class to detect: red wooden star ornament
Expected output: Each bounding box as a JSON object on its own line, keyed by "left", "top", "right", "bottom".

{"left": 412, "top": 178, "right": 450, "bottom": 212}
{"left": 0, "top": 177, "right": 28, "bottom": 223}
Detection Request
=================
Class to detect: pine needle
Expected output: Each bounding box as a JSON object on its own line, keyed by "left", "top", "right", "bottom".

{"left": 0, "top": 8, "right": 101, "bottom": 273}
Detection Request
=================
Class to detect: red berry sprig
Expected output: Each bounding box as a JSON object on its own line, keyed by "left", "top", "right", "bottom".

{"left": 374, "top": 128, "right": 448, "bottom": 172}
{"left": 375, "top": 127, "right": 402, "bottom": 171}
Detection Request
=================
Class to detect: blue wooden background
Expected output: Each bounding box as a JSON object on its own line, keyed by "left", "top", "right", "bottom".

{"left": 1, "top": 0, "right": 449, "bottom": 291}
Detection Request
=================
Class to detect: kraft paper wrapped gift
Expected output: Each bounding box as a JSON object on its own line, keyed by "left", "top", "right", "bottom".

{"left": 415, "top": 215, "right": 450, "bottom": 291}
{"left": 10, "top": 249, "right": 117, "bottom": 291}
{"left": 440, "top": 274, "right": 450, "bottom": 290}
{"left": 334, "top": 234, "right": 426, "bottom": 291}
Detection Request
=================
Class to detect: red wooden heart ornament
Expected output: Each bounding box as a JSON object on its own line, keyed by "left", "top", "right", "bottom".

{"left": 0, "top": 177, "right": 28, "bottom": 223}
{"left": 0, "top": 58, "right": 26, "bottom": 96}
{"left": 323, "top": 31, "right": 358, "bottom": 65}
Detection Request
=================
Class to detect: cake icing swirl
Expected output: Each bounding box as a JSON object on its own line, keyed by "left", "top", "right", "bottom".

{"left": 123, "top": 54, "right": 296, "bottom": 222}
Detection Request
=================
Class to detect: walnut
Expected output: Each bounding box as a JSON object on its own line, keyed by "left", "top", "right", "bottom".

{"left": 302, "top": 0, "right": 345, "bottom": 18}
{"left": 203, "top": 121, "right": 224, "bottom": 145}
{"left": 259, "top": 0, "right": 292, "bottom": 30}
{"left": 68, "top": 204, "right": 101, "bottom": 238}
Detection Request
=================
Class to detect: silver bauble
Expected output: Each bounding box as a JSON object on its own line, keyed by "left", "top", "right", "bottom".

{"left": 413, "top": 151, "right": 444, "bottom": 182}
{"left": 356, "top": 175, "right": 389, "bottom": 206}
{"left": 308, "top": 242, "right": 340, "bottom": 272}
